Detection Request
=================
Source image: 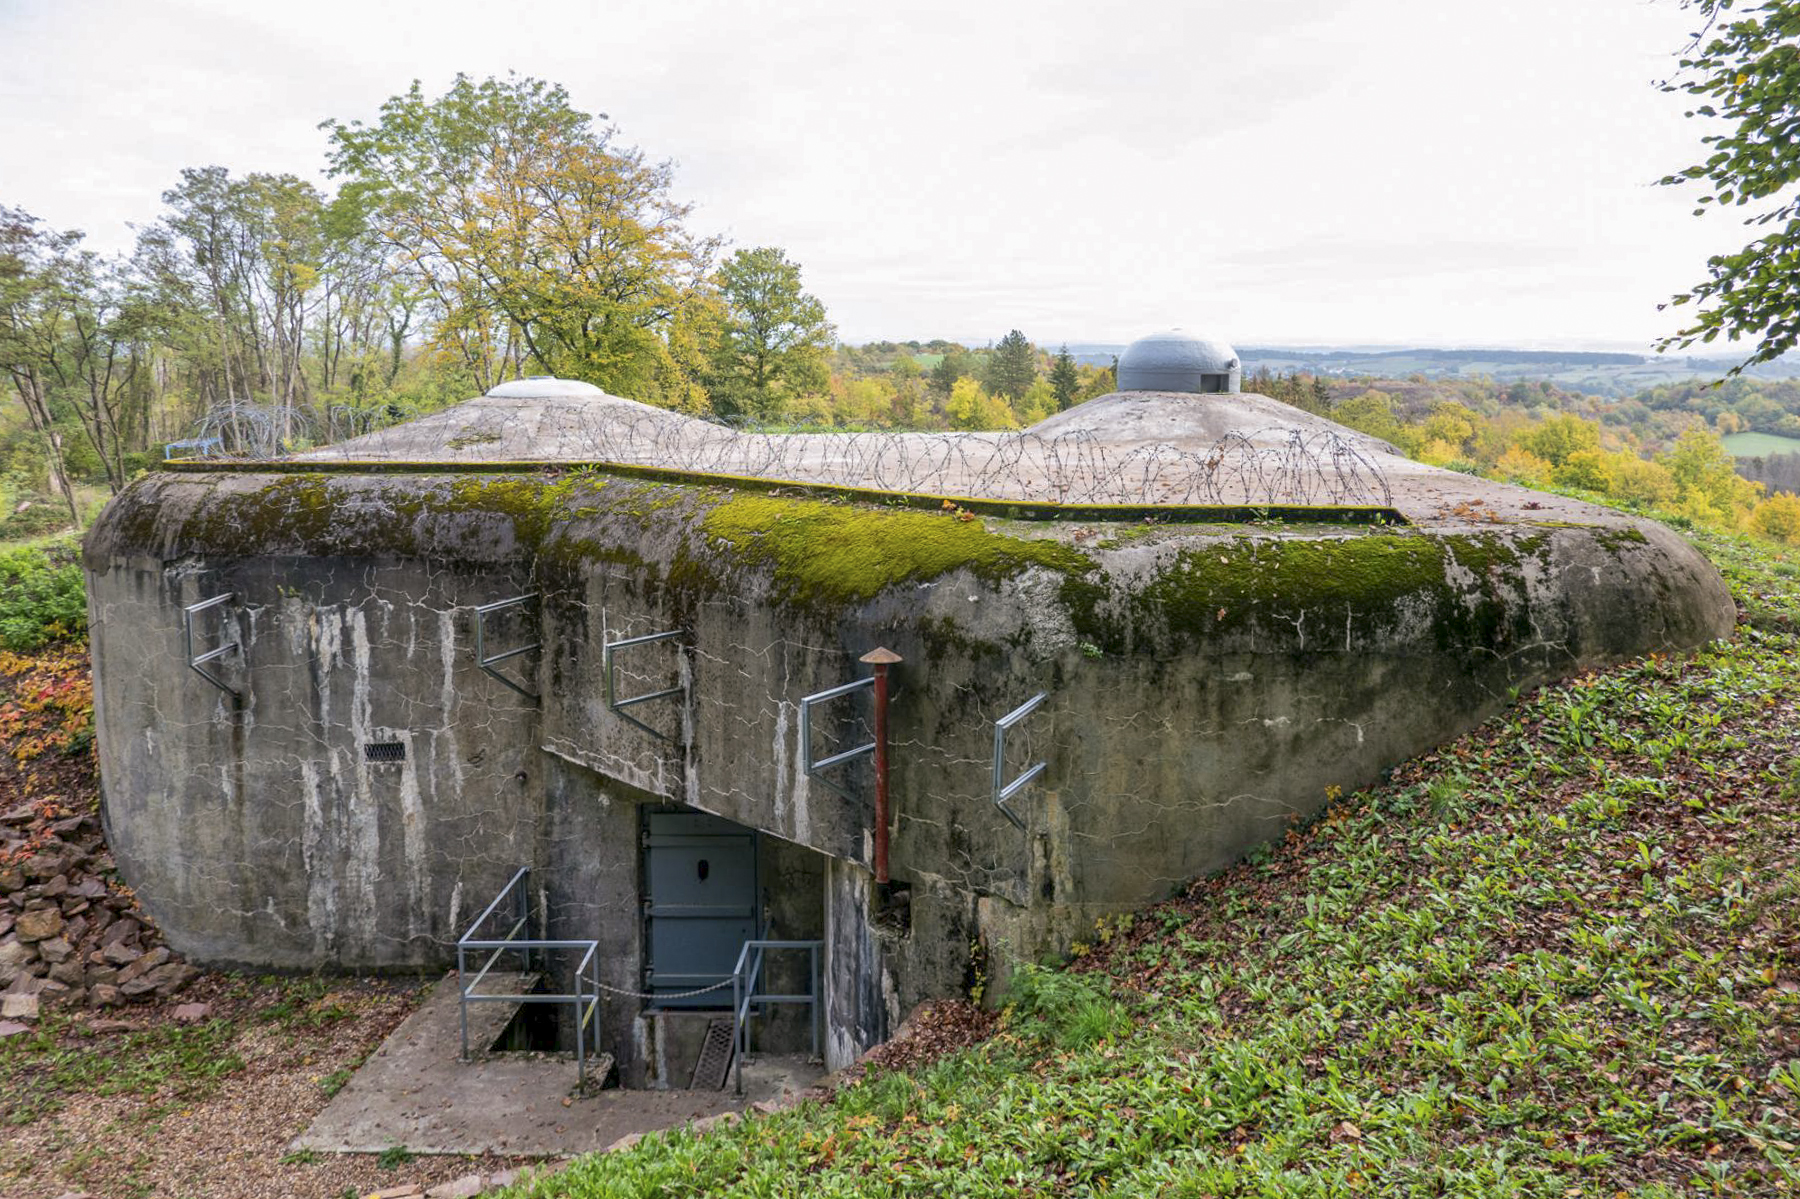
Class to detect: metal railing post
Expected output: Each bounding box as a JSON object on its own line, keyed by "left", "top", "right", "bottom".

{"left": 733, "top": 962, "right": 745, "bottom": 1096}
{"left": 458, "top": 942, "right": 470, "bottom": 1061}
{"left": 574, "top": 984, "right": 585, "bottom": 1087}
{"left": 810, "top": 942, "right": 821, "bottom": 1060}
{"left": 590, "top": 951, "right": 602, "bottom": 1060}
{"left": 518, "top": 877, "right": 530, "bottom": 975}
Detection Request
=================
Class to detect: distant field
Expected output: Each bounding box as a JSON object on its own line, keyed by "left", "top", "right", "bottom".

{"left": 1722, "top": 431, "right": 1800, "bottom": 458}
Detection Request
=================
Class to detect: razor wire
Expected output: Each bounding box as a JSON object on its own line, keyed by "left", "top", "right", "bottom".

{"left": 192, "top": 399, "right": 317, "bottom": 461}
{"left": 191, "top": 399, "right": 1394, "bottom": 508}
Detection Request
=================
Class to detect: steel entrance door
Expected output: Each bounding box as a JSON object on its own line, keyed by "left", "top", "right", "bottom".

{"left": 642, "top": 809, "right": 759, "bottom": 1008}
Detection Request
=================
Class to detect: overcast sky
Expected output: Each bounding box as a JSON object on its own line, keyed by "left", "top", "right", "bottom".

{"left": 0, "top": 0, "right": 1751, "bottom": 351}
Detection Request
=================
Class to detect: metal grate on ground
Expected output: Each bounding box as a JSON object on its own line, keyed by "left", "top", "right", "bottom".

{"left": 690, "top": 1018, "right": 736, "bottom": 1090}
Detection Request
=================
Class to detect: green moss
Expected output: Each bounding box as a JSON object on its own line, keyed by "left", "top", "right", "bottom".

{"left": 181, "top": 475, "right": 341, "bottom": 550}
{"left": 538, "top": 533, "right": 652, "bottom": 581}
{"left": 1594, "top": 525, "right": 1650, "bottom": 552}
{"left": 685, "top": 495, "right": 1097, "bottom": 610}
{"left": 102, "top": 472, "right": 579, "bottom": 561}
{"left": 1068, "top": 531, "right": 1555, "bottom": 657}
{"left": 915, "top": 613, "right": 1005, "bottom": 662}
{"left": 440, "top": 475, "right": 576, "bottom": 546}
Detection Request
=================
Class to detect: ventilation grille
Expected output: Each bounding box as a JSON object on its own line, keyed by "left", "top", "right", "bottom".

{"left": 364, "top": 741, "right": 406, "bottom": 763}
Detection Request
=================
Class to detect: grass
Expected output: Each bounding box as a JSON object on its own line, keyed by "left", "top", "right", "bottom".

{"left": 503, "top": 528, "right": 1800, "bottom": 1197}
{"left": 317, "top": 1068, "right": 355, "bottom": 1098}
{"left": 1721, "top": 432, "right": 1800, "bottom": 459}
{"left": 377, "top": 1145, "right": 416, "bottom": 1170}
{"left": 0, "top": 1015, "right": 245, "bottom": 1126}
{"left": 0, "top": 975, "right": 380, "bottom": 1131}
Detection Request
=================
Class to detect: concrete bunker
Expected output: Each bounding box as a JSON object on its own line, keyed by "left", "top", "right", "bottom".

{"left": 82, "top": 331, "right": 1738, "bottom": 1086}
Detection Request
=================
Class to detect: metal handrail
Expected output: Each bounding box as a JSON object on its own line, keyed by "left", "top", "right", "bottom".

{"left": 799, "top": 676, "right": 875, "bottom": 800}
{"left": 603, "top": 629, "right": 686, "bottom": 743}
{"left": 165, "top": 436, "right": 222, "bottom": 461}
{"left": 992, "top": 692, "right": 1048, "bottom": 829}
{"left": 730, "top": 939, "right": 822, "bottom": 1095}
{"left": 473, "top": 595, "right": 540, "bottom": 702}
{"left": 183, "top": 593, "right": 240, "bottom": 699}
{"left": 456, "top": 867, "right": 605, "bottom": 1088}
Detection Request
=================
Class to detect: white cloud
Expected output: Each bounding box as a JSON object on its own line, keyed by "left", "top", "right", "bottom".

{"left": 0, "top": 0, "right": 1756, "bottom": 350}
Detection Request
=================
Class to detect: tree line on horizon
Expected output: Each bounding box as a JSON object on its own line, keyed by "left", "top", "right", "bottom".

{"left": 3, "top": 70, "right": 1799, "bottom": 552}
{"left": 1276, "top": 372, "right": 1800, "bottom": 545}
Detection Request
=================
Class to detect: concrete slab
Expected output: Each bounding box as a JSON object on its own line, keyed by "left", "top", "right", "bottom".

{"left": 293, "top": 976, "right": 825, "bottom": 1157}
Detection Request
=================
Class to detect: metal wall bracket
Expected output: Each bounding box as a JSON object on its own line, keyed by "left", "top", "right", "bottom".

{"left": 799, "top": 676, "right": 875, "bottom": 801}
{"left": 183, "top": 593, "right": 240, "bottom": 699}
{"left": 992, "top": 692, "right": 1048, "bottom": 829}
{"left": 474, "top": 595, "right": 540, "bottom": 702}
{"left": 604, "top": 629, "right": 686, "bottom": 743}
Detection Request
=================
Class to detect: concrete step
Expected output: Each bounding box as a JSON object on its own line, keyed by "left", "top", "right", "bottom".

{"left": 456, "top": 969, "right": 542, "bottom": 1055}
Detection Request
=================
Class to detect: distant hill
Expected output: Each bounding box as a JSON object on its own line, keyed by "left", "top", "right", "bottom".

{"left": 1058, "top": 343, "right": 1800, "bottom": 398}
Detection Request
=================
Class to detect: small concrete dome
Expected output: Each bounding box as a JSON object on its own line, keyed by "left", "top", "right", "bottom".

{"left": 1117, "top": 330, "right": 1241, "bottom": 394}
{"left": 486, "top": 376, "right": 607, "bottom": 399}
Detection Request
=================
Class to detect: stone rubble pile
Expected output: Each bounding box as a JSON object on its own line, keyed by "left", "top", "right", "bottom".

{"left": 0, "top": 801, "right": 196, "bottom": 1022}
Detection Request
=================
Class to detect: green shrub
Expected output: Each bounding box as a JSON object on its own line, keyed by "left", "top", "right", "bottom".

{"left": 1004, "top": 962, "right": 1132, "bottom": 1049}
{"left": 0, "top": 501, "right": 75, "bottom": 542}
{"left": 0, "top": 538, "right": 87, "bottom": 649}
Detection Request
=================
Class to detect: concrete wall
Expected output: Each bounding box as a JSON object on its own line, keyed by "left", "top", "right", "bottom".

{"left": 86, "top": 546, "right": 542, "bottom": 969}
{"left": 84, "top": 468, "right": 1738, "bottom": 1069}
{"left": 537, "top": 756, "right": 642, "bottom": 1079}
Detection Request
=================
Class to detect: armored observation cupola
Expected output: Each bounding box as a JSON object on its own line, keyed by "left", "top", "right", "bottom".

{"left": 485, "top": 376, "right": 607, "bottom": 398}
{"left": 1116, "top": 329, "right": 1241, "bottom": 394}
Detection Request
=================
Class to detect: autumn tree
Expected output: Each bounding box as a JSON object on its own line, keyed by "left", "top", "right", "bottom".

{"left": 129, "top": 165, "right": 426, "bottom": 451}
{"left": 0, "top": 209, "right": 86, "bottom": 520}
{"left": 984, "top": 329, "right": 1036, "bottom": 400}
{"left": 1518, "top": 413, "right": 1602, "bottom": 466}
{"left": 929, "top": 347, "right": 978, "bottom": 396}
{"left": 946, "top": 376, "right": 1018, "bottom": 430}
{"left": 1659, "top": 2, "right": 1800, "bottom": 369}
{"left": 1753, "top": 490, "right": 1800, "bottom": 541}
{"left": 705, "top": 246, "right": 834, "bottom": 419}
{"left": 323, "top": 74, "right": 718, "bottom": 399}
{"left": 1665, "top": 420, "right": 1762, "bottom": 521}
